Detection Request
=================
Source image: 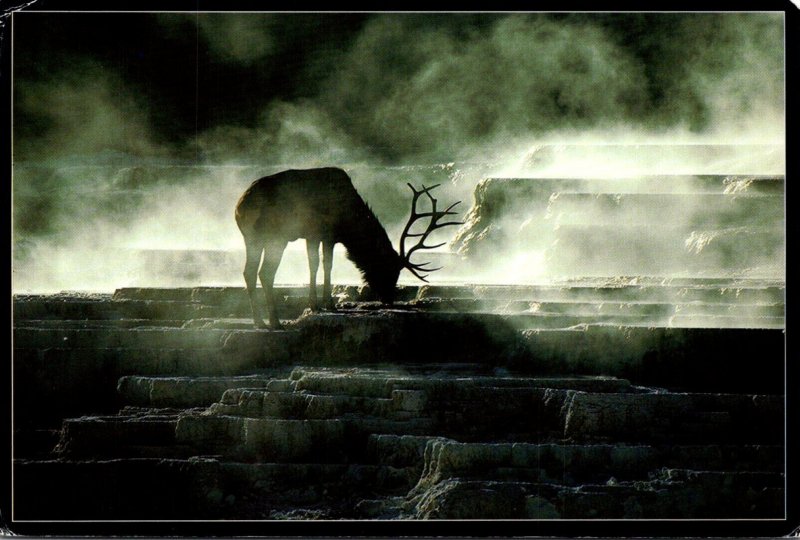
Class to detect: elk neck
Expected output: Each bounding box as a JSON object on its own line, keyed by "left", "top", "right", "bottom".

{"left": 340, "top": 205, "right": 403, "bottom": 282}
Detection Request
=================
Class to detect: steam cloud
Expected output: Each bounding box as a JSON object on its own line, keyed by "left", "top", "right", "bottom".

{"left": 11, "top": 12, "right": 785, "bottom": 292}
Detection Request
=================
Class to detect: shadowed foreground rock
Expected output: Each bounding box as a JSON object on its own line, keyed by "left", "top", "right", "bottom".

{"left": 12, "top": 281, "right": 785, "bottom": 521}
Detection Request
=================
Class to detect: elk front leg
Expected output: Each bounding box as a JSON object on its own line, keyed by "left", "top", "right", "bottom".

{"left": 321, "top": 240, "right": 335, "bottom": 310}
{"left": 243, "top": 241, "right": 266, "bottom": 329}
{"left": 306, "top": 239, "right": 320, "bottom": 311}
{"left": 258, "top": 239, "right": 287, "bottom": 330}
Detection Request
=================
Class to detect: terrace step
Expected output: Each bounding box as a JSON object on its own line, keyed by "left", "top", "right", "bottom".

{"left": 288, "top": 366, "right": 634, "bottom": 397}
{"left": 13, "top": 297, "right": 210, "bottom": 321}
{"left": 414, "top": 298, "right": 785, "bottom": 318}
{"left": 519, "top": 326, "right": 784, "bottom": 393}
{"left": 117, "top": 374, "right": 288, "bottom": 408}
{"left": 505, "top": 312, "right": 784, "bottom": 329}
{"left": 14, "top": 293, "right": 323, "bottom": 321}
{"left": 12, "top": 326, "right": 300, "bottom": 350}
{"left": 442, "top": 283, "right": 785, "bottom": 305}
{"left": 54, "top": 409, "right": 431, "bottom": 462}
{"left": 406, "top": 472, "right": 784, "bottom": 519}
{"left": 209, "top": 388, "right": 400, "bottom": 420}
{"left": 544, "top": 193, "right": 782, "bottom": 227}
{"left": 116, "top": 367, "right": 617, "bottom": 413}
{"left": 14, "top": 282, "right": 785, "bottom": 326}
{"left": 559, "top": 390, "right": 782, "bottom": 443}
{"left": 111, "top": 285, "right": 421, "bottom": 304}
{"left": 112, "top": 286, "right": 310, "bottom": 302}
{"left": 12, "top": 318, "right": 187, "bottom": 328}
{"left": 161, "top": 368, "right": 781, "bottom": 448}
{"left": 13, "top": 319, "right": 786, "bottom": 433}
{"left": 54, "top": 412, "right": 194, "bottom": 459}
{"left": 469, "top": 175, "right": 784, "bottom": 197}
{"left": 546, "top": 226, "right": 784, "bottom": 275}
{"left": 13, "top": 345, "right": 279, "bottom": 378}
{"left": 370, "top": 435, "right": 785, "bottom": 480}
{"left": 453, "top": 175, "right": 786, "bottom": 278}
{"left": 13, "top": 343, "right": 291, "bottom": 427}
{"left": 13, "top": 428, "right": 62, "bottom": 459}
{"left": 58, "top": 368, "right": 631, "bottom": 463}
{"left": 173, "top": 415, "right": 435, "bottom": 462}
{"left": 12, "top": 458, "right": 412, "bottom": 520}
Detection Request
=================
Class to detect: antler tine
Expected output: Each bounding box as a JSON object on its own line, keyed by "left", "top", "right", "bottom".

{"left": 408, "top": 261, "right": 441, "bottom": 270}
{"left": 406, "top": 182, "right": 440, "bottom": 198}
{"left": 413, "top": 200, "right": 462, "bottom": 220}
{"left": 406, "top": 260, "right": 444, "bottom": 281}
{"left": 420, "top": 183, "right": 441, "bottom": 194}
{"left": 399, "top": 182, "right": 463, "bottom": 281}
{"left": 444, "top": 200, "right": 461, "bottom": 213}
{"left": 405, "top": 266, "right": 430, "bottom": 283}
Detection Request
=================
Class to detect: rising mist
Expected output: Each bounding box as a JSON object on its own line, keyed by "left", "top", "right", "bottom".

{"left": 11, "top": 12, "right": 785, "bottom": 292}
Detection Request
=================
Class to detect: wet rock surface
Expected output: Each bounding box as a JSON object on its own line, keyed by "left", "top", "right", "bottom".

{"left": 452, "top": 175, "right": 785, "bottom": 277}
{"left": 12, "top": 282, "right": 785, "bottom": 520}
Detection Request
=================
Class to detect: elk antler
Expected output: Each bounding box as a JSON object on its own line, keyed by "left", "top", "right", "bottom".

{"left": 399, "top": 183, "right": 462, "bottom": 282}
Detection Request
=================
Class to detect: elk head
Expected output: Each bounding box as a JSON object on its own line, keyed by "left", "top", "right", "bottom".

{"left": 398, "top": 183, "right": 463, "bottom": 283}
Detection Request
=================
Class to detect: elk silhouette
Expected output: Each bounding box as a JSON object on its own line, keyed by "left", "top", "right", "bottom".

{"left": 235, "top": 167, "right": 461, "bottom": 329}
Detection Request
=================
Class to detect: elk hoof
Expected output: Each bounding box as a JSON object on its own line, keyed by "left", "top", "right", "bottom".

{"left": 270, "top": 322, "right": 284, "bottom": 331}
{"left": 254, "top": 320, "right": 268, "bottom": 330}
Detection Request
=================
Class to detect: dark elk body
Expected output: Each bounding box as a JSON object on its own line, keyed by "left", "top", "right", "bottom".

{"left": 235, "top": 167, "right": 461, "bottom": 329}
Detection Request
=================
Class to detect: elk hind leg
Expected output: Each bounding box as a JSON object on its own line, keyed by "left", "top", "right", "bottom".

{"left": 243, "top": 241, "right": 266, "bottom": 329}
{"left": 321, "top": 240, "right": 335, "bottom": 310}
{"left": 306, "top": 239, "right": 320, "bottom": 311}
{"left": 259, "top": 239, "right": 287, "bottom": 330}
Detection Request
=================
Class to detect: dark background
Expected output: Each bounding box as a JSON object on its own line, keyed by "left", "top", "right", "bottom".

{"left": 12, "top": 11, "right": 785, "bottom": 162}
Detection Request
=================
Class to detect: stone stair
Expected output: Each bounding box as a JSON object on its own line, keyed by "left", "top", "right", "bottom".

{"left": 12, "top": 282, "right": 785, "bottom": 520}
{"left": 15, "top": 364, "right": 784, "bottom": 520}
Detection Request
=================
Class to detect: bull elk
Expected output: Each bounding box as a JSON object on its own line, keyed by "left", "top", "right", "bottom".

{"left": 235, "top": 167, "right": 461, "bottom": 329}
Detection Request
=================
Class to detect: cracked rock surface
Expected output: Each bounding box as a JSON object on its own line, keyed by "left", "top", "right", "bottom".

{"left": 13, "top": 284, "right": 785, "bottom": 520}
